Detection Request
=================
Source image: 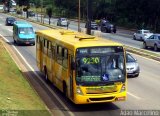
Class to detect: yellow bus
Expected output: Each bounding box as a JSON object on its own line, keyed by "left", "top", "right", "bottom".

{"left": 36, "top": 29, "right": 127, "bottom": 104}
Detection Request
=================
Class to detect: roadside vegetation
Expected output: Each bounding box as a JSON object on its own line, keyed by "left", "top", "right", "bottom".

{"left": 0, "top": 40, "right": 50, "bottom": 116}
{"left": 15, "top": 0, "right": 160, "bottom": 32}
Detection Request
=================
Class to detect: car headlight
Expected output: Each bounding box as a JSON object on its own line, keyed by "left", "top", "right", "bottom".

{"left": 120, "top": 84, "right": 126, "bottom": 93}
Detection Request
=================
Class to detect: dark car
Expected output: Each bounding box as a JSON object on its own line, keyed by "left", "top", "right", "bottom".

{"left": 100, "top": 20, "right": 116, "bottom": 33}
{"left": 5, "top": 17, "right": 16, "bottom": 26}
{"left": 17, "top": 10, "right": 23, "bottom": 15}
{"left": 126, "top": 53, "right": 140, "bottom": 77}
{"left": 85, "top": 21, "right": 98, "bottom": 30}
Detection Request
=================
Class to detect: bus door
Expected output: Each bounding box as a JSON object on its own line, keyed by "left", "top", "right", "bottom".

{"left": 43, "top": 39, "right": 48, "bottom": 71}
{"left": 46, "top": 41, "right": 53, "bottom": 81}
{"left": 69, "top": 55, "right": 74, "bottom": 99}
{"left": 51, "top": 45, "right": 56, "bottom": 82}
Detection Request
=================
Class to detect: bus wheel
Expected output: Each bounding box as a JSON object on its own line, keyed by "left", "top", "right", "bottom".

{"left": 63, "top": 82, "right": 67, "bottom": 97}
{"left": 44, "top": 67, "right": 49, "bottom": 82}
{"left": 14, "top": 40, "right": 16, "bottom": 44}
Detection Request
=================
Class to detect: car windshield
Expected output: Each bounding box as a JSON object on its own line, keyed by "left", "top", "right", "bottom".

{"left": 61, "top": 18, "right": 67, "bottom": 21}
{"left": 8, "top": 18, "right": 15, "bottom": 21}
{"left": 126, "top": 54, "right": 135, "bottom": 62}
{"left": 76, "top": 47, "right": 126, "bottom": 86}
{"left": 158, "top": 36, "right": 160, "bottom": 40}
{"left": 19, "top": 27, "right": 34, "bottom": 34}
{"left": 91, "top": 22, "right": 97, "bottom": 26}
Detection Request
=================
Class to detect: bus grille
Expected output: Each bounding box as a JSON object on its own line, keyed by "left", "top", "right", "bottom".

{"left": 89, "top": 97, "right": 115, "bottom": 101}
{"left": 86, "top": 91, "right": 117, "bottom": 94}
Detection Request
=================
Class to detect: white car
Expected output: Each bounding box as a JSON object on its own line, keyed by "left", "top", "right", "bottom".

{"left": 57, "top": 18, "right": 68, "bottom": 27}
{"left": 133, "top": 29, "right": 153, "bottom": 41}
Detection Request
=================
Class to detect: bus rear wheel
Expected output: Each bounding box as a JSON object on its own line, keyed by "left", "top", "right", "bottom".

{"left": 63, "top": 82, "right": 67, "bottom": 97}
{"left": 44, "top": 67, "right": 49, "bottom": 82}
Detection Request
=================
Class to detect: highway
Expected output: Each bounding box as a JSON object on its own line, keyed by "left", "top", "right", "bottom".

{"left": 0, "top": 13, "right": 160, "bottom": 116}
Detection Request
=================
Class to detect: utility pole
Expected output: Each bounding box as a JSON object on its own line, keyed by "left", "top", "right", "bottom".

{"left": 78, "top": 0, "right": 81, "bottom": 32}
{"left": 86, "top": 0, "right": 92, "bottom": 35}
{"left": 7, "top": 0, "right": 11, "bottom": 12}
{"left": 41, "top": 0, "right": 43, "bottom": 23}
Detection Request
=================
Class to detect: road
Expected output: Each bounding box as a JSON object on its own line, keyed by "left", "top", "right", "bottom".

{"left": 0, "top": 13, "right": 160, "bottom": 116}
{"left": 16, "top": 13, "right": 160, "bottom": 54}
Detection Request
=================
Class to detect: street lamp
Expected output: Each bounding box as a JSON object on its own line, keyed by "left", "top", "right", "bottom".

{"left": 78, "top": 0, "right": 81, "bottom": 32}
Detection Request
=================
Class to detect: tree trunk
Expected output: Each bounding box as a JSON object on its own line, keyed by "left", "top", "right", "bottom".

{"left": 49, "top": 18, "right": 51, "bottom": 25}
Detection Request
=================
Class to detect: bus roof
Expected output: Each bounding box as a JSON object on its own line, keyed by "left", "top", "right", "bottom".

{"left": 36, "top": 29, "right": 123, "bottom": 49}
{"left": 14, "top": 21, "right": 33, "bottom": 28}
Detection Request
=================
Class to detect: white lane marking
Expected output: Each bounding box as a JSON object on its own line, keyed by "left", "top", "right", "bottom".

{"left": 127, "top": 92, "right": 141, "bottom": 100}
{"left": 0, "top": 33, "right": 74, "bottom": 116}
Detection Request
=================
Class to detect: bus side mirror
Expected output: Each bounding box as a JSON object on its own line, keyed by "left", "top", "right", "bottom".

{"left": 71, "top": 62, "right": 75, "bottom": 70}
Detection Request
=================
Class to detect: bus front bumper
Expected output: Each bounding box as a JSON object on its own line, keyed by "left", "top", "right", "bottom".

{"left": 73, "top": 92, "right": 126, "bottom": 104}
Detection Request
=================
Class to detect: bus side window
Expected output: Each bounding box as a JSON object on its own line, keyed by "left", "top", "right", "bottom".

{"left": 48, "top": 41, "right": 52, "bottom": 58}
{"left": 43, "top": 39, "right": 48, "bottom": 55}
{"left": 62, "top": 48, "right": 68, "bottom": 68}
{"left": 56, "top": 45, "right": 62, "bottom": 64}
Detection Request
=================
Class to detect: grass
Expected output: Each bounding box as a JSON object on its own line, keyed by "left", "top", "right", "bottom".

{"left": 0, "top": 41, "right": 51, "bottom": 116}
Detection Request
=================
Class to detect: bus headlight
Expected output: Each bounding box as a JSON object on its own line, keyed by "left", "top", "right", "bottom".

{"left": 76, "top": 87, "right": 83, "bottom": 95}
{"left": 120, "top": 84, "right": 126, "bottom": 93}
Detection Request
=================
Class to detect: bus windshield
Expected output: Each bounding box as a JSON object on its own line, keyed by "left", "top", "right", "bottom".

{"left": 19, "top": 27, "right": 34, "bottom": 34}
{"left": 76, "top": 47, "right": 126, "bottom": 86}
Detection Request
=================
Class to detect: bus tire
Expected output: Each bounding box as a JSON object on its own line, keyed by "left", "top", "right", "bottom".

{"left": 13, "top": 39, "right": 16, "bottom": 44}
{"left": 63, "top": 82, "right": 67, "bottom": 97}
{"left": 44, "top": 66, "right": 49, "bottom": 82}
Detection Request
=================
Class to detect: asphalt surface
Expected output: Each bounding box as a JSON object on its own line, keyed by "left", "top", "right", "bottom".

{"left": 0, "top": 13, "right": 160, "bottom": 116}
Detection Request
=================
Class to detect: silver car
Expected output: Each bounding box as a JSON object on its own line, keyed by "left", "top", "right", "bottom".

{"left": 57, "top": 18, "right": 68, "bottom": 27}
{"left": 133, "top": 29, "right": 153, "bottom": 41}
{"left": 143, "top": 34, "right": 160, "bottom": 51}
{"left": 126, "top": 53, "right": 140, "bottom": 77}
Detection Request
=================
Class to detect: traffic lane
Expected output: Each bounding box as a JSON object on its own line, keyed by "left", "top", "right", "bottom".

{"left": 66, "top": 20, "right": 143, "bottom": 49}
{"left": 0, "top": 14, "right": 42, "bottom": 72}
{"left": 122, "top": 54, "right": 160, "bottom": 109}
{"left": 101, "top": 32, "right": 143, "bottom": 48}
{"left": 0, "top": 13, "right": 50, "bottom": 31}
